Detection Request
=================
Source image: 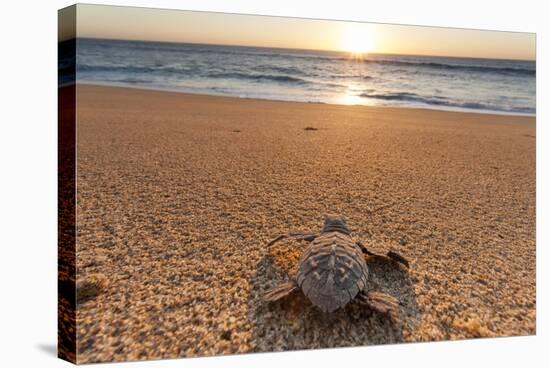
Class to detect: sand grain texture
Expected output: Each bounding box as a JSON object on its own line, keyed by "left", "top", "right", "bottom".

{"left": 74, "top": 85, "right": 535, "bottom": 363}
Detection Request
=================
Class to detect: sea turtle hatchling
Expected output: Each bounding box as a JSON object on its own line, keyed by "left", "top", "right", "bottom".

{"left": 264, "top": 215, "right": 409, "bottom": 315}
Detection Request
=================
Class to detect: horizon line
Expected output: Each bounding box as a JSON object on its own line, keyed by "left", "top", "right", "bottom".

{"left": 70, "top": 36, "right": 537, "bottom": 62}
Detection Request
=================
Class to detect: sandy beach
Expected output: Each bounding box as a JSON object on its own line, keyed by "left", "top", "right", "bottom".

{"left": 74, "top": 84, "right": 535, "bottom": 363}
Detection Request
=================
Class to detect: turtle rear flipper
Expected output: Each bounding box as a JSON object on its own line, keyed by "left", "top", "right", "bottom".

{"left": 264, "top": 281, "right": 298, "bottom": 302}
{"left": 358, "top": 290, "right": 399, "bottom": 316}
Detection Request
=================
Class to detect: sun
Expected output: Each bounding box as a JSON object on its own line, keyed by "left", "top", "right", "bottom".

{"left": 341, "top": 25, "right": 376, "bottom": 55}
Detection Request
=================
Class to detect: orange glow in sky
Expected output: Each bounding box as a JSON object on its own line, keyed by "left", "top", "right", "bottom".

{"left": 69, "top": 4, "right": 536, "bottom": 60}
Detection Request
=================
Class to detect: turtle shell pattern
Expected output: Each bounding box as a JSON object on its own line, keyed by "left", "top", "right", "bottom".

{"left": 296, "top": 230, "right": 369, "bottom": 312}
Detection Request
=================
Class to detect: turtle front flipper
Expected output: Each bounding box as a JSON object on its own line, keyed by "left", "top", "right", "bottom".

{"left": 267, "top": 232, "right": 318, "bottom": 247}
{"left": 357, "top": 241, "right": 409, "bottom": 268}
{"left": 386, "top": 251, "right": 409, "bottom": 268}
{"left": 357, "top": 290, "right": 399, "bottom": 317}
{"left": 264, "top": 280, "right": 298, "bottom": 302}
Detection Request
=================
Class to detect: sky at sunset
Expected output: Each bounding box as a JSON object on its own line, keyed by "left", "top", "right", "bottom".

{"left": 63, "top": 4, "right": 536, "bottom": 60}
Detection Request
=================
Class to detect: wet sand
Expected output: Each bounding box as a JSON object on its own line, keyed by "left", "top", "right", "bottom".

{"left": 74, "top": 84, "right": 535, "bottom": 363}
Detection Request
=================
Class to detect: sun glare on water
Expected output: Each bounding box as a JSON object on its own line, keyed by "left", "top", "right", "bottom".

{"left": 341, "top": 25, "right": 377, "bottom": 57}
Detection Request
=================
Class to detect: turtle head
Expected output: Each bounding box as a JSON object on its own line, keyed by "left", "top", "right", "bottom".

{"left": 322, "top": 215, "right": 351, "bottom": 235}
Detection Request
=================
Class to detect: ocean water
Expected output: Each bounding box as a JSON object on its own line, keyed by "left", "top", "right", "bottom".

{"left": 70, "top": 38, "right": 536, "bottom": 115}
